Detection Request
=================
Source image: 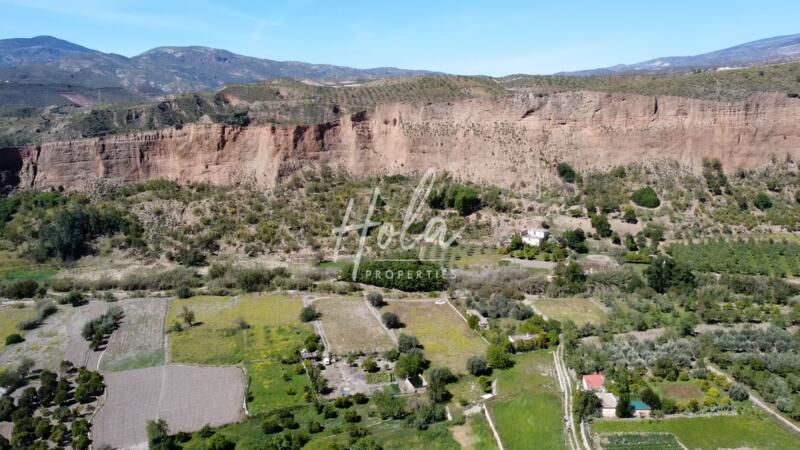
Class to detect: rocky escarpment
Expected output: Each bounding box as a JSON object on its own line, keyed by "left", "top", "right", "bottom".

{"left": 9, "top": 90, "right": 800, "bottom": 190}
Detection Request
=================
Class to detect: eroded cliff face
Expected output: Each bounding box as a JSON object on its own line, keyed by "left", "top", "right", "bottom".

{"left": 13, "top": 90, "right": 800, "bottom": 190}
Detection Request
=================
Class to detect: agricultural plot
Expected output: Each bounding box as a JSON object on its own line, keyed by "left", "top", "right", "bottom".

{"left": 667, "top": 238, "right": 800, "bottom": 277}
{"left": 383, "top": 299, "right": 486, "bottom": 372}
{"left": 530, "top": 297, "right": 607, "bottom": 326}
{"left": 0, "top": 300, "right": 108, "bottom": 370}
{"left": 596, "top": 432, "right": 684, "bottom": 450}
{"left": 592, "top": 413, "right": 800, "bottom": 450}
{"left": 244, "top": 359, "right": 310, "bottom": 415}
{"left": 167, "top": 294, "right": 308, "bottom": 365}
{"left": 655, "top": 381, "right": 705, "bottom": 405}
{"left": 314, "top": 296, "right": 395, "bottom": 354}
{"left": 0, "top": 304, "right": 35, "bottom": 350}
{"left": 99, "top": 297, "right": 168, "bottom": 372}
{"left": 92, "top": 364, "right": 245, "bottom": 449}
{"left": 489, "top": 351, "right": 566, "bottom": 450}
{"left": 0, "top": 252, "right": 57, "bottom": 282}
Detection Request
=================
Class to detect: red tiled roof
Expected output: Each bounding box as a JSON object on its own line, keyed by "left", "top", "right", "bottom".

{"left": 583, "top": 373, "right": 605, "bottom": 389}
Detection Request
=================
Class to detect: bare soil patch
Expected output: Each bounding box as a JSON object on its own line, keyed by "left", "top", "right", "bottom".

{"left": 92, "top": 364, "right": 245, "bottom": 449}
{"left": 314, "top": 296, "right": 395, "bottom": 355}
{"left": 100, "top": 298, "right": 168, "bottom": 371}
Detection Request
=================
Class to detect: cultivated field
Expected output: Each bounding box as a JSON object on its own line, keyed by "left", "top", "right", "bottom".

{"left": 529, "top": 297, "right": 607, "bottom": 326}
{"left": 596, "top": 432, "right": 684, "bottom": 450}
{"left": 167, "top": 294, "right": 308, "bottom": 364}
{"left": 315, "top": 296, "right": 395, "bottom": 354}
{"left": 0, "top": 300, "right": 108, "bottom": 370}
{"left": 99, "top": 297, "right": 168, "bottom": 372}
{"left": 489, "top": 351, "right": 566, "bottom": 450}
{"left": 0, "top": 304, "right": 35, "bottom": 350}
{"left": 92, "top": 364, "right": 245, "bottom": 449}
{"left": 383, "top": 299, "right": 486, "bottom": 372}
{"left": 592, "top": 413, "right": 800, "bottom": 450}
{"left": 656, "top": 381, "right": 705, "bottom": 404}
{"left": 245, "top": 359, "right": 310, "bottom": 415}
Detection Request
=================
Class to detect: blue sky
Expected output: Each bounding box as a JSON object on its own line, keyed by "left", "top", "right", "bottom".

{"left": 1, "top": 0, "right": 799, "bottom": 76}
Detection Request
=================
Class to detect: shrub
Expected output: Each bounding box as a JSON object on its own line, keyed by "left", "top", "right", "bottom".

{"left": 4, "top": 334, "right": 23, "bottom": 345}
{"left": 344, "top": 409, "right": 361, "bottom": 423}
{"left": 557, "top": 163, "right": 577, "bottom": 183}
{"left": 382, "top": 312, "right": 402, "bottom": 329}
{"left": 299, "top": 306, "right": 320, "bottom": 322}
{"left": 590, "top": 214, "right": 612, "bottom": 238}
{"left": 367, "top": 291, "right": 385, "bottom": 307}
{"left": 3, "top": 280, "right": 40, "bottom": 299}
{"left": 729, "top": 383, "right": 749, "bottom": 401}
{"left": 175, "top": 285, "right": 192, "bottom": 299}
{"left": 631, "top": 187, "right": 661, "bottom": 208}
{"left": 466, "top": 356, "right": 489, "bottom": 376}
{"left": 63, "top": 291, "right": 85, "bottom": 307}
{"left": 754, "top": 192, "right": 772, "bottom": 210}
{"left": 486, "top": 344, "right": 513, "bottom": 369}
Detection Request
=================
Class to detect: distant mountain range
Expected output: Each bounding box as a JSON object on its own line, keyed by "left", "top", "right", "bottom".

{"left": 0, "top": 36, "right": 439, "bottom": 101}
{"left": 560, "top": 33, "right": 800, "bottom": 76}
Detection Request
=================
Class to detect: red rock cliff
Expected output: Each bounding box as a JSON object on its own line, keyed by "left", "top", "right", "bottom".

{"left": 15, "top": 90, "right": 800, "bottom": 190}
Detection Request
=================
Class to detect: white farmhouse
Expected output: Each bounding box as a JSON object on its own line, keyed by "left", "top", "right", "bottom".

{"left": 597, "top": 392, "right": 617, "bottom": 418}
{"left": 521, "top": 229, "right": 549, "bottom": 246}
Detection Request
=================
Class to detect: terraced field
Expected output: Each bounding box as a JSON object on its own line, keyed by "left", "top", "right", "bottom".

{"left": 530, "top": 297, "right": 607, "bottom": 326}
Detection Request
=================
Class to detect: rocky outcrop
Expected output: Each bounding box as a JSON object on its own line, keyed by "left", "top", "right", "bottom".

{"left": 11, "top": 90, "right": 800, "bottom": 190}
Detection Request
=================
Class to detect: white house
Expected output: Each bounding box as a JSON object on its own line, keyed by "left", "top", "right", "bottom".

{"left": 597, "top": 392, "right": 617, "bottom": 418}
{"left": 521, "top": 229, "right": 549, "bottom": 246}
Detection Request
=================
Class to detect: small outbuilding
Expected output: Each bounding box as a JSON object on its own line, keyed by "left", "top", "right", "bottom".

{"left": 466, "top": 309, "right": 490, "bottom": 330}
{"left": 597, "top": 392, "right": 617, "bottom": 418}
{"left": 521, "top": 229, "right": 549, "bottom": 246}
{"left": 582, "top": 373, "right": 605, "bottom": 392}
{"left": 630, "top": 400, "right": 652, "bottom": 418}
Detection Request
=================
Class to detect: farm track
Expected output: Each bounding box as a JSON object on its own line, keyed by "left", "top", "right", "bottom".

{"left": 706, "top": 361, "right": 800, "bottom": 435}
{"left": 554, "top": 343, "right": 584, "bottom": 450}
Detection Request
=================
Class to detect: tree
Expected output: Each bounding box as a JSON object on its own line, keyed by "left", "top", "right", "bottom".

{"left": 179, "top": 306, "right": 195, "bottom": 327}
{"left": 639, "top": 387, "right": 662, "bottom": 410}
{"left": 362, "top": 357, "right": 378, "bottom": 373}
{"left": 754, "top": 192, "right": 773, "bottom": 210}
{"left": 299, "top": 305, "right": 320, "bottom": 322}
{"left": 486, "top": 343, "right": 513, "bottom": 369}
{"left": 454, "top": 187, "right": 481, "bottom": 216}
{"left": 147, "top": 419, "right": 172, "bottom": 450}
{"left": 382, "top": 312, "right": 402, "bottom": 329}
{"left": 616, "top": 392, "right": 632, "bottom": 418}
{"left": 427, "top": 367, "right": 455, "bottom": 403}
{"left": 372, "top": 387, "right": 406, "bottom": 419}
{"left": 591, "top": 214, "right": 612, "bottom": 237}
{"left": 645, "top": 256, "right": 695, "bottom": 294}
{"left": 631, "top": 187, "right": 661, "bottom": 208}
{"left": 573, "top": 391, "right": 602, "bottom": 420}
{"left": 561, "top": 228, "right": 588, "bottom": 253}
{"left": 467, "top": 356, "right": 490, "bottom": 376}
{"left": 206, "top": 433, "right": 234, "bottom": 450}
{"left": 553, "top": 261, "right": 586, "bottom": 295}
{"left": 395, "top": 352, "right": 425, "bottom": 379}
{"left": 398, "top": 334, "right": 420, "bottom": 353}
{"left": 622, "top": 206, "right": 637, "bottom": 224}
{"left": 4, "top": 334, "right": 23, "bottom": 346}
{"left": 367, "top": 291, "right": 385, "bottom": 307}
{"left": 557, "top": 163, "right": 577, "bottom": 183}
{"left": 729, "top": 383, "right": 749, "bottom": 401}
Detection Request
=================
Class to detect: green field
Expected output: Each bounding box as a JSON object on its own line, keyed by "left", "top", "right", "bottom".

{"left": 167, "top": 294, "right": 309, "bottom": 364}
{"left": 245, "top": 360, "right": 310, "bottom": 415}
{"left": 596, "top": 432, "right": 683, "bottom": 450}
{"left": 530, "top": 297, "right": 607, "bottom": 326}
{"left": 593, "top": 413, "right": 800, "bottom": 450}
{"left": 654, "top": 381, "right": 705, "bottom": 405}
{"left": 383, "top": 300, "right": 486, "bottom": 373}
{"left": 489, "top": 351, "right": 566, "bottom": 450}
{"left": 0, "top": 253, "right": 57, "bottom": 283}
{"left": 0, "top": 305, "right": 35, "bottom": 349}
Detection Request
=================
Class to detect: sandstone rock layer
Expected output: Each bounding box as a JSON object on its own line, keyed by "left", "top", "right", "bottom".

{"left": 13, "top": 90, "right": 800, "bottom": 190}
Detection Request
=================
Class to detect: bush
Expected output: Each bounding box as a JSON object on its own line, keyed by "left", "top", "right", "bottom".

{"left": 299, "top": 306, "right": 320, "bottom": 322}
{"left": 486, "top": 344, "right": 513, "bottom": 369}
{"left": 466, "top": 356, "right": 490, "bottom": 376}
{"left": 557, "top": 163, "right": 577, "bottom": 183}
{"left": 3, "top": 280, "right": 40, "bottom": 299}
{"left": 631, "top": 187, "right": 661, "bottom": 208}
{"left": 367, "top": 291, "right": 385, "bottom": 307}
{"left": 590, "top": 214, "right": 612, "bottom": 238}
{"left": 344, "top": 409, "right": 361, "bottom": 423}
{"left": 754, "top": 192, "right": 772, "bottom": 210}
{"left": 175, "top": 285, "right": 192, "bottom": 299}
{"left": 4, "top": 333, "right": 23, "bottom": 345}
{"left": 62, "top": 291, "right": 85, "bottom": 307}
{"left": 729, "top": 383, "right": 749, "bottom": 401}
{"left": 382, "top": 312, "right": 402, "bottom": 329}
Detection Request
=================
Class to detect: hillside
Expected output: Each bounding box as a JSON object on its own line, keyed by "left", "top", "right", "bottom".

{"left": 500, "top": 62, "right": 800, "bottom": 101}
{"left": 0, "top": 36, "right": 440, "bottom": 100}
{"left": 562, "top": 32, "right": 800, "bottom": 75}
